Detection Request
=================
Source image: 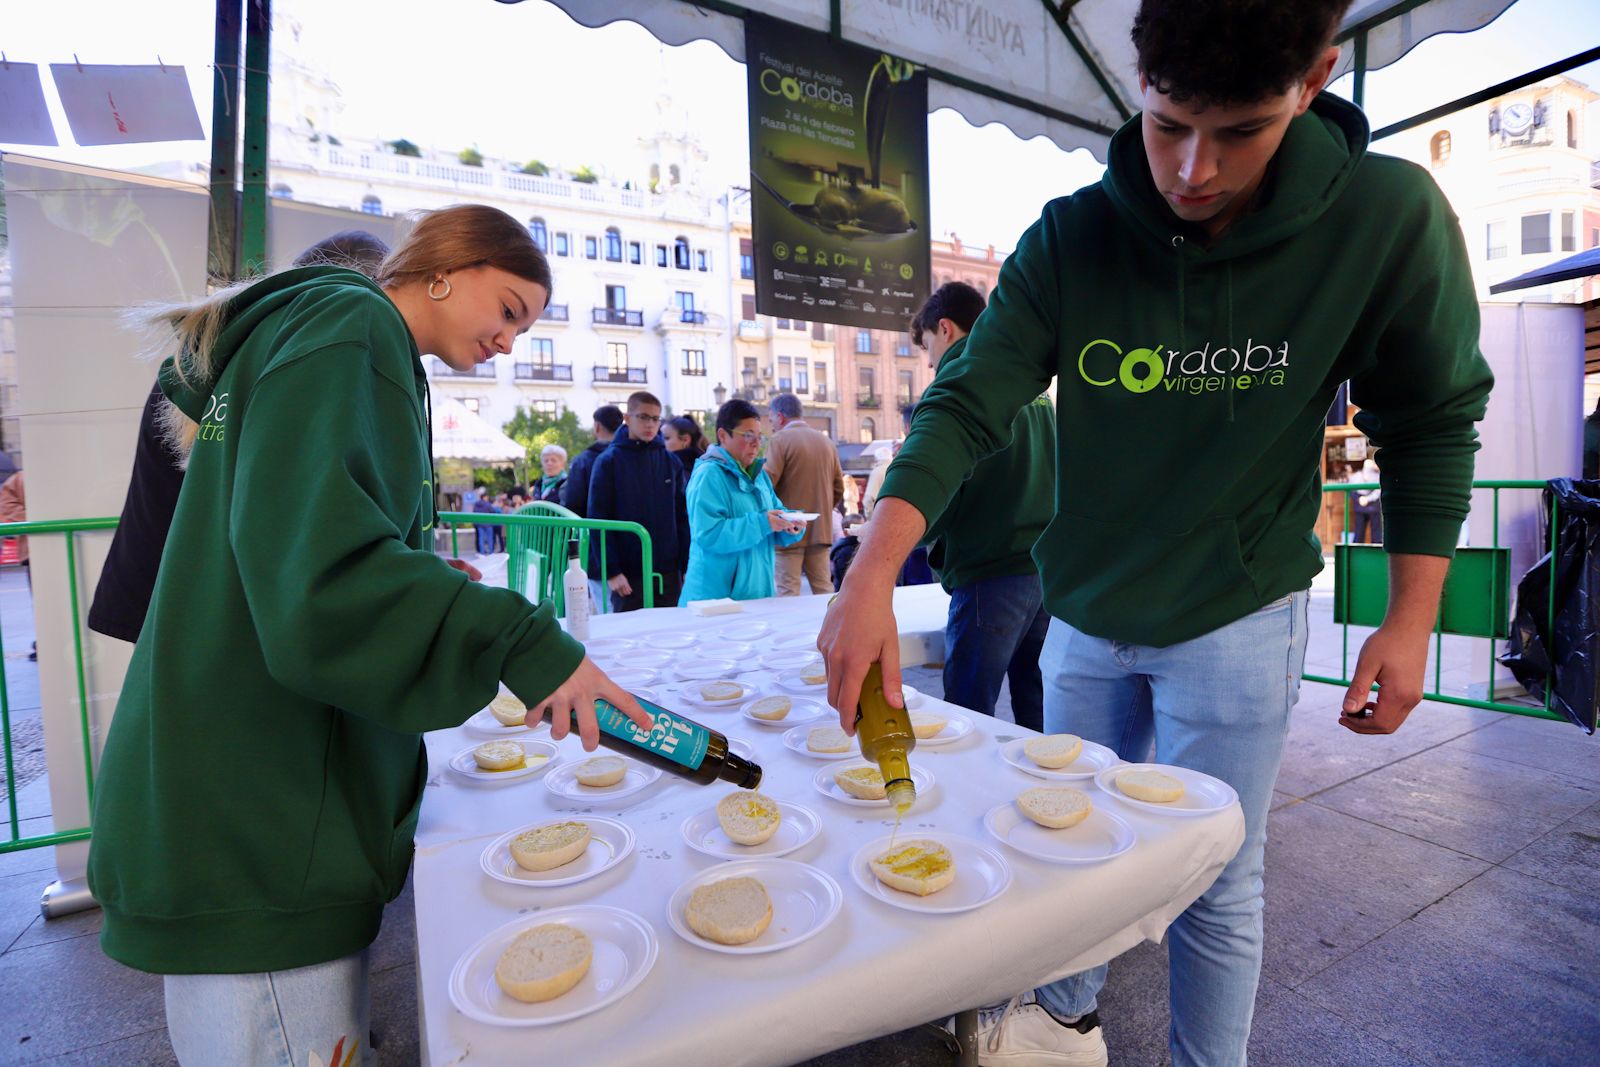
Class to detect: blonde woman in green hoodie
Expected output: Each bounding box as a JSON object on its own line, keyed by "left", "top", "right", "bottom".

{"left": 87, "top": 205, "right": 650, "bottom": 1066}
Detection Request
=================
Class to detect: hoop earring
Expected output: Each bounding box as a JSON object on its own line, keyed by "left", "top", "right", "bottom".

{"left": 427, "top": 277, "right": 452, "bottom": 301}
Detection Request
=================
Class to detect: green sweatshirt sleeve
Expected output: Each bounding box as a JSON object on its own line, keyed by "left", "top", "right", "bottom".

{"left": 1349, "top": 173, "right": 1493, "bottom": 558}
{"left": 879, "top": 214, "right": 1060, "bottom": 524}
{"left": 229, "top": 344, "right": 584, "bottom": 733}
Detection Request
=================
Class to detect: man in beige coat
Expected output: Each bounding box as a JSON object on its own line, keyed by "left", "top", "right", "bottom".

{"left": 764, "top": 394, "right": 843, "bottom": 595}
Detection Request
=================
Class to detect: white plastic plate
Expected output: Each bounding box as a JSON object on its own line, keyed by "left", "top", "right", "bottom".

{"left": 448, "top": 740, "right": 559, "bottom": 784}
{"left": 609, "top": 648, "right": 675, "bottom": 670}
{"left": 1094, "top": 762, "right": 1239, "bottom": 817}
{"left": 812, "top": 761, "right": 935, "bottom": 808}
{"left": 480, "top": 817, "right": 636, "bottom": 888}
{"left": 782, "top": 723, "right": 858, "bottom": 760}
{"left": 674, "top": 656, "right": 740, "bottom": 681}
{"left": 447, "top": 905, "right": 657, "bottom": 1027}
{"left": 678, "top": 799, "right": 821, "bottom": 860}
{"left": 741, "top": 696, "right": 829, "bottom": 728}
{"left": 769, "top": 631, "right": 821, "bottom": 652}
{"left": 678, "top": 679, "right": 759, "bottom": 708}
{"left": 601, "top": 666, "right": 660, "bottom": 689}
{"left": 544, "top": 757, "right": 663, "bottom": 803}
{"left": 999, "top": 737, "right": 1118, "bottom": 781}
{"left": 849, "top": 833, "right": 1012, "bottom": 915}
{"left": 714, "top": 620, "right": 773, "bottom": 640}
{"left": 909, "top": 713, "right": 974, "bottom": 747}
{"left": 666, "top": 859, "right": 842, "bottom": 954}
{"left": 463, "top": 707, "right": 540, "bottom": 738}
{"left": 581, "top": 637, "right": 635, "bottom": 656}
{"left": 634, "top": 630, "right": 698, "bottom": 650}
{"left": 982, "top": 800, "right": 1137, "bottom": 865}
{"left": 776, "top": 670, "right": 829, "bottom": 694}
{"left": 761, "top": 648, "right": 824, "bottom": 671}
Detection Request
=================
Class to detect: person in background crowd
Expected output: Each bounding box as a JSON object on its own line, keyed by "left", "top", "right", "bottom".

{"left": 911, "top": 281, "right": 1056, "bottom": 732}
{"left": 1583, "top": 394, "right": 1598, "bottom": 480}
{"left": 587, "top": 391, "right": 690, "bottom": 611}
{"left": 562, "top": 404, "right": 623, "bottom": 518}
{"left": 821, "top": 1, "right": 1492, "bottom": 1061}
{"left": 765, "top": 393, "right": 845, "bottom": 596}
{"left": 1351, "top": 457, "right": 1382, "bottom": 543}
{"left": 663, "top": 415, "right": 709, "bottom": 480}
{"left": 86, "top": 204, "right": 651, "bottom": 1067}
{"left": 681, "top": 399, "right": 805, "bottom": 602}
{"left": 467, "top": 487, "right": 502, "bottom": 555}
{"left": 0, "top": 469, "right": 33, "bottom": 660}
{"left": 87, "top": 231, "right": 403, "bottom": 645}
{"left": 536, "top": 444, "right": 568, "bottom": 503}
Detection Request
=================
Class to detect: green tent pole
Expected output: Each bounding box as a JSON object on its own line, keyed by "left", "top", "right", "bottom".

{"left": 206, "top": 0, "right": 243, "bottom": 281}
{"left": 240, "top": 0, "right": 271, "bottom": 276}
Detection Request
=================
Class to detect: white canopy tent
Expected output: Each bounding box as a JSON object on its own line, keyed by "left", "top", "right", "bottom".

{"left": 430, "top": 395, "right": 528, "bottom": 463}
{"left": 528, "top": 0, "right": 1521, "bottom": 159}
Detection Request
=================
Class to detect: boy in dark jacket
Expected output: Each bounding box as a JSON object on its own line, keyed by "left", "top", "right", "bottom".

{"left": 561, "top": 404, "right": 623, "bottom": 517}
{"left": 588, "top": 391, "right": 690, "bottom": 610}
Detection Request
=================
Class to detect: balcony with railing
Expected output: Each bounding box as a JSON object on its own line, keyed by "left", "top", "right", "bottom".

{"left": 660, "top": 308, "right": 719, "bottom": 332}
{"left": 593, "top": 366, "right": 649, "bottom": 384}
{"left": 857, "top": 392, "right": 881, "bottom": 409}
{"left": 811, "top": 323, "right": 834, "bottom": 345}
{"left": 543, "top": 303, "right": 569, "bottom": 323}
{"left": 515, "top": 362, "right": 574, "bottom": 383}
{"left": 592, "top": 307, "right": 644, "bottom": 328}
{"left": 431, "top": 357, "right": 496, "bottom": 379}
{"left": 813, "top": 385, "right": 830, "bottom": 403}
{"left": 854, "top": 337, "right": 879, "bottom": 355}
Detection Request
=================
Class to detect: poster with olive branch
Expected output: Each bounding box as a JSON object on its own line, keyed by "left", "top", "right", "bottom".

{"left": 745, "top": 13, "right": 930, "bottom": 332}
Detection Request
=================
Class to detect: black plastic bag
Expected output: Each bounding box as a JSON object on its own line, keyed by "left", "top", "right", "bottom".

{"left": 1500, "top": 478, "right": 1600, "bottom": 733}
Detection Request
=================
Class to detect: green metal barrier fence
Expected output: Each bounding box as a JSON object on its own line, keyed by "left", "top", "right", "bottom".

{"left": 1308, "top": 479, "right": 1564, "bottom": 723}
{"left": 0, "top": 517, "right": 118, "bottom": 856}
{"left": 438, "top": 511, "right": 658, "bottom": 611}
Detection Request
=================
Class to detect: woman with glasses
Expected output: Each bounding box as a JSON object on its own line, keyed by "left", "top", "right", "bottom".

{"left": 681, "top": 399, "right": 806, "bottom": 602}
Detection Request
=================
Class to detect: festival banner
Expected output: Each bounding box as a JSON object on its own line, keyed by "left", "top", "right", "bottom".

{"left": 745, "top": 14, "right": 930, "bottom": 332}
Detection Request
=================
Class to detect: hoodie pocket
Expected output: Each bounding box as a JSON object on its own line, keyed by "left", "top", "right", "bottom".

{"left": 1039, "top": 508, "right": 1254, "bottom": 643}
{"left": 385, "top": 746, "right": 427, "bottom": 895}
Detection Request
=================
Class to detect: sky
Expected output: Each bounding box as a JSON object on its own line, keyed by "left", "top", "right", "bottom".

{"left": 3, "top": 0, "right": 1598, "bottom": 253}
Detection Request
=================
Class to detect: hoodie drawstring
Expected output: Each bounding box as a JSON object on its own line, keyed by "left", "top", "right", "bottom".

{"left": 1172, "top": 234, "right": 1187, "bottom": 359}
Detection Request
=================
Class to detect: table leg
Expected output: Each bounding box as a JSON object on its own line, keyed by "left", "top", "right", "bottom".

{"left": 954, "top": 1008, "right": 979, "bottom": 1066}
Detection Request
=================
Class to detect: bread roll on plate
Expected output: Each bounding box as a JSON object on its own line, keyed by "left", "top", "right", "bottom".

{"left": 869, "top": 839, "right": 956, "bottom": 896}
{"left": 684, "top": 876, "right": 773, "bottom": 944}
{"left": 747, "top": 695, "right": 792, "bottom": 721}
{"left": 510, "top": 821, "right": 592, "bottom": 872}
{"left": 699, "top": 680, "right": 745, "bottom": 702}
{"left": 473, "top": 740, "right": 527, "bottom": 771}
{"left": 834, "top": 765, "right": 887, "bottom": 800}
{"left": 494, "top": 923, "right": 593, "bottom": 1003}
{"left": 910, "top": 712, "right": 947, "bottom": 739}
{"left": 575, "top": 756, "right": 626, "bottom": 787}
{"left": 1017, "top": 787, "right": 1094, "bottom": 829}
{"left": 715, "top": 791, "right": 782, "bottom": 845}
{"left": 1024, "top": 734, "right": 1083, "bottom": 769}
{"left": 1118, "top": 769, "right": 1185, "bottom": 803}
{"left": 489, "top": 692, "right": 528, "bottom": 727}
{"left": 807, "top": 726, "right": 853, "bottom": 753}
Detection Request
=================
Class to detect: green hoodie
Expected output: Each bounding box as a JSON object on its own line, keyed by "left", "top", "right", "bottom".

{"left": 922, "top": 336, "right": 1056, "bottom": 593}
{"left": 88, "top": 267, "right": 584, "bottom": 974}
{"left": 882, "top": 95, "right": 1492, "bottom": 647}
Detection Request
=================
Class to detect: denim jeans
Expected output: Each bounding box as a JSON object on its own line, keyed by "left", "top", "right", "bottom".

{"left": 942, "top": 572, "right": 1050, "bottom": 732}
{"left": 165, "top": 951, "right": 369, "bottom": 1066}
{"left": 1033, "top": 591, "right": 1309, "bottom": 1067}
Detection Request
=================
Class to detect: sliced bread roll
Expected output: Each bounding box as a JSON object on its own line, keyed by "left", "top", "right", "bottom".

{"left": 489, "top": 692, "right": 528, "bottom": 727}
{"left": 807, "top": 726, "right": 853, "bottom": 753}
{"left": 799, "top": 663, "right": 828, "bottom": 685}
{"left": 473, "top": 740, "right": 527, "bottom": 771}
{"left": 494, "top": 923, "right": 593, "bottom": 1003}
{"left": 870, "top": 839, "right": 956, "bottom": 896}
{"left": 747, "top": 695, "right": 792, "bottom": 721}
{"left": 684, "top": 876, "right": 773, "bottom": 944}
{"left": 834, "top": 765, "right": 887, "bottom": 800}
{"left": 1017, "top": 787, "right": 1094, "bottom": 829}
{"left": 575, "top": 756, "right": 626, "bottom": 787}
{"left": 1118, "top": 769, "right": 1185, "bottom": 803}
{"left": 1024, "top": 734, "right": 1084, "bottom": 769}
{"left": 715, "top": 791, "right": 782, "bottom": 845}
{"left": 510, "top": 821, "right": 592, "bottom": 872}
{"left": 699, "top": 680, "right": 744, "bottom": 702}
{"left": 910, "top": 712, "right": 948, "bottom": 739}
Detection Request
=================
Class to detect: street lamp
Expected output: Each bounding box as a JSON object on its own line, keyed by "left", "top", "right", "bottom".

{"left": 713, "top": 382, "right": 727, "bottom": 406}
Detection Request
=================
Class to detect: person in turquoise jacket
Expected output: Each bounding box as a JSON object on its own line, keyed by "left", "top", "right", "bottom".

{"left": 682, "top": 399, "right": 806, "bottom": 601}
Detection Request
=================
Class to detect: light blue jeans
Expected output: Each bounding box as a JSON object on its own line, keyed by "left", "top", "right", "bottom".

{"left": 164, "top": 951, "right": 369, "bottom": 1066}
{"left": 1034, "top": 591, "right": 1309, "bottom": 1067}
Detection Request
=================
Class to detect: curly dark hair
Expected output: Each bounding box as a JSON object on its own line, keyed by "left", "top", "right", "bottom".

{"left": 1132, "top": 0, "right": 1352, "bottom": 108}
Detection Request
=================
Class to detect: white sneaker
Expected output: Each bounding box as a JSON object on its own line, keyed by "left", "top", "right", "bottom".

{"left": 976, "top": 994, "right": 1109, "bottom": 1067}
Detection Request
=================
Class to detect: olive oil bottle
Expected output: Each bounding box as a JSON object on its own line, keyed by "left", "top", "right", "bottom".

{"left": 855, "top": 662, "right": 917, "bottom": 814}
{"left": 575, "top": 695, "right": 763, "bottom": 788}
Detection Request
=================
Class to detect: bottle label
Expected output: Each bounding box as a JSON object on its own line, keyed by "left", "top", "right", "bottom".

{"left": 595, "top": 699, "right": 711, "bottom": 771}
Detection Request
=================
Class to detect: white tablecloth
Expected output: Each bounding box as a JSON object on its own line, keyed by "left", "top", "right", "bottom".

{"left": 414, "top": 589, "right": 1244, "bottom": 1067}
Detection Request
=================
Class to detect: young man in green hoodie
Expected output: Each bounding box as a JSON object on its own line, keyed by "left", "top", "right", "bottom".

{"left": 821, "top": 2, "right": 1493, "bottom": 1064}
{"left": 912, "top": 281, "right": 1056, "bottom": 732}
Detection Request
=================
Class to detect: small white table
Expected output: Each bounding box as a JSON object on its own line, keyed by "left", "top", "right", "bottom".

{"left": 414, "top": 588, "right": 1243, "bottom": 1066}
